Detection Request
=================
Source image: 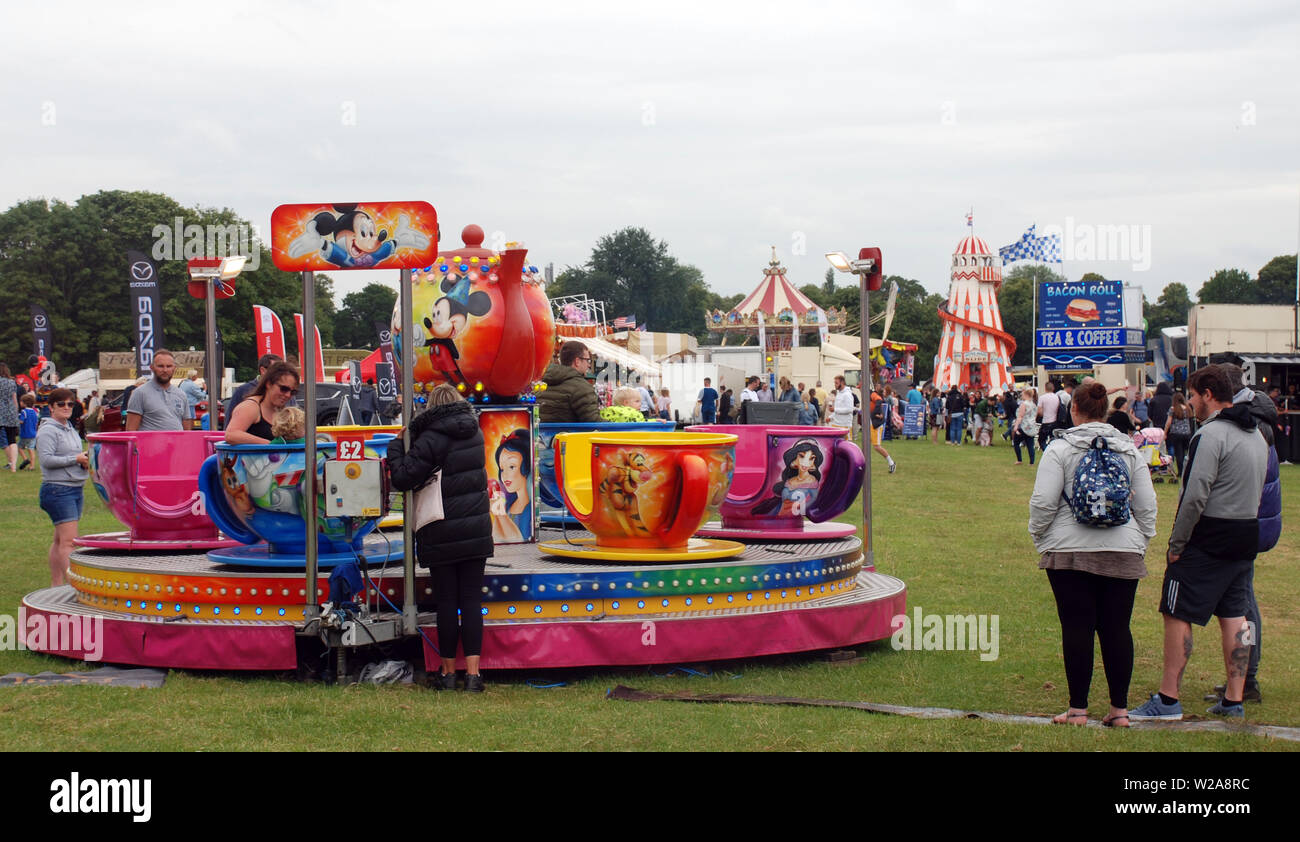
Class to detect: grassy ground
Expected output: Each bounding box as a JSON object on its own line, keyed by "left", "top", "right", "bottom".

{"left": 1, "top": 428, "right": 1297, "bottom": 752}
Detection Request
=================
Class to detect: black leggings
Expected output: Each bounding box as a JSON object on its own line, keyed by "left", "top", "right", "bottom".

{"left": 429, "top": 558, "right": 486, "bottom": 659}
{"left": 1167, "top": 434, "right": 1189, "bottom": 478}
{"left": 1013, "top": 431, "right": 1036, "bottom": 464}
{"left": 1046, "top": 569, "right": 1139, "bottom": 710}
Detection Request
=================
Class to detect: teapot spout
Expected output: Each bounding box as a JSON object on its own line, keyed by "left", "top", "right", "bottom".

{"left": 488, "top": 248, "right": 536, "bottom": 396}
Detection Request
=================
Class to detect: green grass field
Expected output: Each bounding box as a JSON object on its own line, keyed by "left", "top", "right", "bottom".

{"left": 1, "top": 430, "right": 1296, "bottom": 752}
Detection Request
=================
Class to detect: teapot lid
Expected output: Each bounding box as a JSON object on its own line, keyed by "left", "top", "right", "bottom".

{"left": 424, "top": 223, "right": 542, "bottom": 284}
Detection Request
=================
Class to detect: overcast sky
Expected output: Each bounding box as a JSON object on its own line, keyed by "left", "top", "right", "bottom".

{"left": 2, "top": 0, "right": 1297, "bottom": 312}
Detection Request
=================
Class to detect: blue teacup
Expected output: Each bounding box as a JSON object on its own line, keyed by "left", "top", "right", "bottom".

{"left": 198, "top": 437, "right": 395, "bottom": 556}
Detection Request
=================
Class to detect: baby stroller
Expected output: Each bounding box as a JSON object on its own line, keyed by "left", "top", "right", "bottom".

{"left": 1133, "top": 427, "right": 1176, "bottom": 484}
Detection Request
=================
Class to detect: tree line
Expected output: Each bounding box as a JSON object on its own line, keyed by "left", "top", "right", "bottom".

{"left": 1, "top": 191, "right": 1292, "bottom": 383}
{"left": 0, "top": 190, "right": 397, "bottom": 381}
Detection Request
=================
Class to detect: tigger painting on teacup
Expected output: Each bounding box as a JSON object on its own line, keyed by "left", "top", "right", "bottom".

{"left": 553, "top": 431, "right": 736, "bottom": 550}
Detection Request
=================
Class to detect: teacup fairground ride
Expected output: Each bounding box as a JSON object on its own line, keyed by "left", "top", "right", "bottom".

{"left": 18, "top": 222, "right": 904, "bottom": 674}
{"left": 197, "top": 437, "right": 402, "bottom": 569}
{"left": 686, "top": 425, "right": 865, "bottom": 540}
{"left": 82, "top": 431, "right": 242, "bottom": 551}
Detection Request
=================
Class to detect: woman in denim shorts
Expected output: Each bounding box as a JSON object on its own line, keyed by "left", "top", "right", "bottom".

{"left": 36, "top": 387, "right": 89, "bottom": 587}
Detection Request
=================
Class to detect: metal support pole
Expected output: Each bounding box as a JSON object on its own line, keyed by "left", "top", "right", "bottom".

{"left": 860, "top": 276, "right": 872, "bottom": 568}
{"left": 302, "top": 270, "right": 319, "bottom": 624}
{"left": 1032, "top": 279, "right": 1038, "bottom": 386}
{"left": 205, "top": 279, "right": 220, "bottom": 432}
{"left": 399, "top": 268, "right": 417, "bottom": 635}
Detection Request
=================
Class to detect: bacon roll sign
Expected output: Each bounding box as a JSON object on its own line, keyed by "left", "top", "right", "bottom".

{"left": 270, "top": 202, "right": 438, "bottom": 272}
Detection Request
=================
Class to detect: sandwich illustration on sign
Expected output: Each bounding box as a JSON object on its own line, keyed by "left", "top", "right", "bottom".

{"left": 1065, "top": 298, "right": 1100, "bottom": 322}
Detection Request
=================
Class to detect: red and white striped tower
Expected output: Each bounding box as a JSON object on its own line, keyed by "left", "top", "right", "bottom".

{"left": 934, "top": 234, "right": 1016, "bottom": 392}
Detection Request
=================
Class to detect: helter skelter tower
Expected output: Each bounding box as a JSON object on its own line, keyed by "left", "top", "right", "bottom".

{"left": 934, "top": 233, "right": 1016, "bottom": 393}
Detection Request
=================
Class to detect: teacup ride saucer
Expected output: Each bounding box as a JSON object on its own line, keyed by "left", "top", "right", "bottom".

{"left": 538, "top": 536, "right": 745, "bottom": 563}
{"left": 693, "top": 521, "right": 858, "bottom": 541}
{"left": 75, "top": 532, "right": 244, "bottom": 552}
{"left": 206, "top": 540, "right": 405, "bottom": 570}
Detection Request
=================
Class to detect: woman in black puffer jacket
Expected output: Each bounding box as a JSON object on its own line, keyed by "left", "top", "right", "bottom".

{"left": 386, "top": 384, "right": 493, "bottom": 692}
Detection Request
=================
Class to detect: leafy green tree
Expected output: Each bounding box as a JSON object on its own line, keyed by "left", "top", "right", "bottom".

{"left": 1257, "top": 254, "right": 1297, "bottom": 305}
{"left": 335, "top": 282, "right": 397, "bottom": 349}
{"left": 1146, "top": 282, "right": 1193, "bottom": 335}
{"left": 1078, "top": 272, "right": 1108, "bottom": 282}
{"left": 799, "top": 284, "right": 830, "bottom": 310}
{"left": 823, "top": 267, "right": 835, "bottom": 298}
{"left": 551, "top": 227, "right": 716, "bottom": 339}
{"left": 0, "top": 190, "right": 335, "bottom": 382}
{"left": 1197, "top": 268, "right": 1256, "bottom": 304}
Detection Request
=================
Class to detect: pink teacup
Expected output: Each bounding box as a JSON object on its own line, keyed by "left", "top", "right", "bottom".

{"left": 89, "top": 431, "right": 228, "bottom": 542}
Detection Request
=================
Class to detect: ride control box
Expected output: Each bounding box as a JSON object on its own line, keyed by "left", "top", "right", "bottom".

{"left": 324, "top": 433, "right": 389, "bottom": 517}
{"left": 324, "top": 460, "right": 388, "bottom": 517}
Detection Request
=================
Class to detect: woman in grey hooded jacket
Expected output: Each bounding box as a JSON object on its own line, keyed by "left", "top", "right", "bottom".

{"left": 36, "top": 387, "right": 89, "bottom": 587}
{"left": 1029, "top": 382, "right": 1158, "bottom": 728}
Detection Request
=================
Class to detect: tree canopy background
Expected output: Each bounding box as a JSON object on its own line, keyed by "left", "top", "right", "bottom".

{"left": 0, "top": 190, "right": 336, "bottom": 382}
{"left": 2, "top": 192, "right": 1293, "bottom": 383}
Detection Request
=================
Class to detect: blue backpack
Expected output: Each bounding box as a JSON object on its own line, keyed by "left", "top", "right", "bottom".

{"left": 1063, "top": 436, "right": 1132, "bottom": 527}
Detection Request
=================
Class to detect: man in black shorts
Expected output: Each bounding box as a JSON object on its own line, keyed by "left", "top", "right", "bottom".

{"left": 1131, "top": 366, "right": 1267, "bottom": 721}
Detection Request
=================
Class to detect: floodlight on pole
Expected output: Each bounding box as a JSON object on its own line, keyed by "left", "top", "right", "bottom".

{"left": 825, "top": 251, "right": 853, "bottom": 273}
{"left": 824, "top": 246, "right": 883, "bottom": 570}
{"left": 188, "top": 256, "right": 247, "bottom": 432}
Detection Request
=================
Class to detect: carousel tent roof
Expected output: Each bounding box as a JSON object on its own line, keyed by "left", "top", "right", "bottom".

{"left": 731, "top": 248, "right": 820, "bottom": 317}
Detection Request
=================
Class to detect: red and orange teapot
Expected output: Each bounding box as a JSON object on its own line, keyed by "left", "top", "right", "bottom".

{"left": 393, "top": 224, "right": 555, "bottom": 399}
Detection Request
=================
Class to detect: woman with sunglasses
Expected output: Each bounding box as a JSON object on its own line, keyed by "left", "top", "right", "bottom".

{"left": 225, "top": 362, "right": 302, "bottom": 444}
{"left": 36, "top": 388, "right": 89, "bottom": 587}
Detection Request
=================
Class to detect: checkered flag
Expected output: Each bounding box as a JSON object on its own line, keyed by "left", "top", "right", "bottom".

{"left": 999, "top": 224, "right": 1062, "bottom": 264}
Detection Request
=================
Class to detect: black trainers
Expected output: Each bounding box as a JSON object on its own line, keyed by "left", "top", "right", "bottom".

{"left": 17, "top": 459, "right": 30, "bottom": 471}
{"left": 1208, "top": 682, "right": 1261, "bottom": 703}
{"left": 431, "top": 671, "right": 458, "bottom": 691}
{"left": 463, "top": 674, "right": 485, "bottom": 693}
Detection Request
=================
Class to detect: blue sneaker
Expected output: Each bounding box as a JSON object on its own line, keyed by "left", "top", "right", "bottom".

{"left": 1130, "top": 693, "right": 1183, "bottom": 721}
{"left": 1206, "top": 700, "right": 1244, "bottom": 718}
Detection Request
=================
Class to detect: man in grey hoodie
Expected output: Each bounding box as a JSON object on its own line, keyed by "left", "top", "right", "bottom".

{"left": 1201, "top": 364, "right": 1282, "bottom": 704}
{"left": 1131, "top": 366, "right": 1267, "bottom": 721}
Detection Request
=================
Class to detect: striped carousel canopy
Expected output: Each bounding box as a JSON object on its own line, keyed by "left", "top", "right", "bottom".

{"left": 731, "top": 247, "right": 819, "bottom": 317}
